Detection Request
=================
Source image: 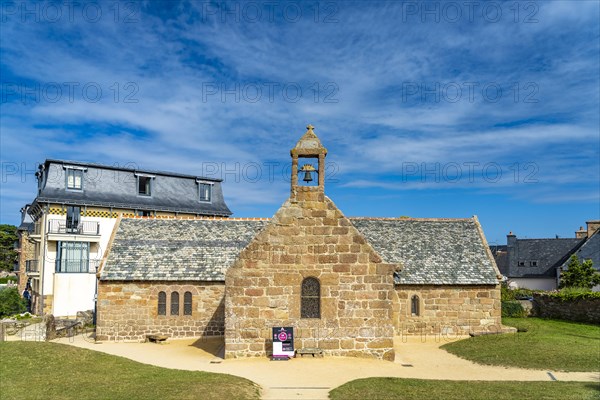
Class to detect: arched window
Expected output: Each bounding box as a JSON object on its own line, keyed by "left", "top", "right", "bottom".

{"left": 183, "top": 291, "right": 192, "bottom": 316}
{"left": 170, "top": 291, "right": 179, "bottom": 315}
{"left": 301, "top": 277, "right": 320, "bottom": 318}
{"left": 411, "top": 295, "right": 420, "bottom": 316}
{"left": 157, "top": 291, "right": 166, "bottom": 316}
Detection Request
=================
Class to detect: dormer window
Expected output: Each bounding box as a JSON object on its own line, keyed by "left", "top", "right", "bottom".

{"left": 66, "top": 168, "right": 84, "bottom": 191}
{"left": 135, "top": 174, "right": 154, "bottom": 197}
{"left": 197, "top": 181, "right": 213, "bottom": 202}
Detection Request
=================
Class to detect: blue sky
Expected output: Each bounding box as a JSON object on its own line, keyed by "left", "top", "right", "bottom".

{"left": 1, "top": 0, "right": 599, "bottom": 244}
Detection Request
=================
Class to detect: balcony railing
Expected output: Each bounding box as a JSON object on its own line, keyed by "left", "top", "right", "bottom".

{"left": 55, "top": 259, "right": 100, "bottom": 274}
{"left": 26, "top": 260, "right": 39, "bottom": 273}
{"left": 48, "top": 220, "right": 100, "bottom": 235}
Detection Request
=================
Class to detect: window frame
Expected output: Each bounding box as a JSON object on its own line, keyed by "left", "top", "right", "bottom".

{"left": 55, "top": 241, "right": 90, "bottom": 273}
{"left": 197, "top": 180, "right": 213, "bottom": 203}
{"left": 65, "top": 167, "right": 84, "bottom": 191}
{"left": 411, "top": 295, "right": 420, "bottom": 316}
{"left": 135, "top": 174, "right": 154, "bottom": 197}
{"left": 300, "top": 277, "right": 321, "bottom": 319}
{"left": 170, "top": 291, "right": 179, "bottom": 316}
{"left": 183, "top": 291, "right": 192, "bottom": 316}
{"left": 157, "top": 291, "right": 167, "bottom": 316}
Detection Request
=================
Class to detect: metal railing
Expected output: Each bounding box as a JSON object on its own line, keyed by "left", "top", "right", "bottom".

{"left": 55, "top": 258, "right": 100, "bottom": 274}
{"left": 25, "top": 260, "right": 39, "bottom": 273}
{"left": 47, "top": 220, "right": 100, "bottom": 235}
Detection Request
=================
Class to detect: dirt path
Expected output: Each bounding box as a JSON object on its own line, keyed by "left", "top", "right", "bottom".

{"left": 54, "top": 335, "right": 599, "bottom": 400}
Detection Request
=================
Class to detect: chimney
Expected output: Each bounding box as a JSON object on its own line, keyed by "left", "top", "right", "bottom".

{"left": 506, "top": 231, "right": 517, "bottom": 274}
{"left": 575, "top": 226, "right": 587, "bottom": 239}
{"left": 586, "top": 220, "right": 600, "bottom": 238}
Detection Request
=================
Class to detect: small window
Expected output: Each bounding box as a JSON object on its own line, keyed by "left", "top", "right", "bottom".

{"left": 301, "top": 277, "right": 320, "bottom": 318}
{"left": 183, "top": 291, "right": 192, "bottom": 315}
{"left": 411, "top": 295, "right": 420, "bottom": 316}
{"left": 170, "top": 291, "right": 179, "bottom": 315}
{"left": 66, "top": 169, "right": 83, "bottom": 190}
{"left": 158, "top": 291, "right": 166, "bottom": 316}
{"left": 518, "top": 261, "right": 525, "bottom": 266}
{"left": 530, "top": 261, "right": 538, "bottom": 267}
{"left": 138, "top": 176, "right": 152, "bottom": 196}
{"left": 136, "top": 210, "right": 153, "bottom": 217}
{"left": 199, "top": 182, "right": 212, "bottom": 202}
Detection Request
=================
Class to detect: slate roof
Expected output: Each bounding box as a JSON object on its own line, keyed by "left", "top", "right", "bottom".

{"left": 352, "top": 218, "right": 500, "bottom": 285}
{"left": 560, "top": 230, "right": 600, "bottom": 272}
{"left": 32, "top": 159, "right": 232, "bottom": 217}
{"left": 101, "top": 219, "right": 267, "bottom": 281}
{"left": 101, "top": 216, "right": 500, "bottom": 285}
{"left": 507, "top": 238, "right": 583, "bottom": 278}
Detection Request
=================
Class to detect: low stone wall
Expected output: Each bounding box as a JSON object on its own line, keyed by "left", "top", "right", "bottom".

{"left": 532, "top": 294, "right": 600, "bottom": 324}
{"left": 394, "top": 285, "right": 502, "bottom": 335}
{"left": 97, "top": 281, "right": 224, "bottom": 342}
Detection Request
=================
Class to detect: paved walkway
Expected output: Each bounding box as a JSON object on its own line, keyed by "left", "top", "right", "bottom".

{"left": 48, "top": 334, "right": 599, "bottom": 400}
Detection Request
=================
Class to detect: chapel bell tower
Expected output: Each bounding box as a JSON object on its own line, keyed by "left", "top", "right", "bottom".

{"left": 290, "top": 124, "right": 327, "bottom": 201}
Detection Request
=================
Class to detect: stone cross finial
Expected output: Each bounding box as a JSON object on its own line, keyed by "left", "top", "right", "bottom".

{"left": 306, "top": 124, "right": 314, "bottom": 132}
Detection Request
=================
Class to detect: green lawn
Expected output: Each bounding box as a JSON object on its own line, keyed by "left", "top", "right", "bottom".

{"left": 0, "top": 342, "right": 259, "bottom": 400}
{"left": 441, "top": 318, "right": 600, "bottom": 372}
{"left": 329, "top": 378, "right": 600, "bottom": 400}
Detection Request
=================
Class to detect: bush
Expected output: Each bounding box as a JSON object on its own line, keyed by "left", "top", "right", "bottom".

{"left": 0, "top": 288, "right": 27, "bottom": 318}
{"left": 0, "top": 276, "right": 17, "bottom": 284}
{"left": 501, "top": 300, "right": 527, "bottom": 317}
{"left": 540, "top": 287, "right": 600, "bottom": 301}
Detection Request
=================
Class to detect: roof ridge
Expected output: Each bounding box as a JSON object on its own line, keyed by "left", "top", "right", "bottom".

{"left": 349, "top": 217, "right": 473, "bottom": 221}
{"left": 122, "top": 215, "right": 270, "bottom": 221}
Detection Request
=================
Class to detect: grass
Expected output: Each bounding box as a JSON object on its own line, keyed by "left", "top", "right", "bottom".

{"left": 441, "top": 318, "right": 600, "bottom": 372}
{"left": 0, "top": 342, "right": 260, "bottom": 400}
{"left": 329, "top": 378, "right": 600, "bottom": 400}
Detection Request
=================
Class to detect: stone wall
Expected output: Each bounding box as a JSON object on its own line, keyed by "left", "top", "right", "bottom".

{"left": 97, "top": 281, "right": 224, "bottom": 341}
{"left": 225, "top": 189, "right": 396, "bottom": 361}
{"left": 17, "top": 230, "right": 35, "bottom": 294}
{"left": 394, "top": 285, "right": 502, "bottom": 335}
{"left": 532, "top": 294, "right": 600, "bottom": 324}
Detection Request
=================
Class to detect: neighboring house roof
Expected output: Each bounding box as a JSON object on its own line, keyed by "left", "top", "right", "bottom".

{"left": 101, "top": 217, "right": 500, "bottom": 286}
{"left": 489, "top": 245, "right": 508, "bottom": 275}
{"left": 32, "top": 159, "right": 231, "bottom": 216}
{"left": 508, "top": 238, "right": 583, "bottom": 278}
{"left": 560, "top": 230, "right": 600, "bottom": 271}
{"left": 101, "top": 218, "right": 268, "bottom": 281}
{"left": 352, "top": 218, "right": 500, "bottom": 285}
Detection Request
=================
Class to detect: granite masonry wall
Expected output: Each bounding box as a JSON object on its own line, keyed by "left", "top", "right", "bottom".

{"left": 532, "top": 294, "right": 600, "bottom": 324}
{"left": 394, "top": 285, "right": 502, "bottom": 336}
{"left": 97, "top": 281, "right": 224, "bottom": 341}
{"left": 224, "top": 189, "right": 397, "bottom": 361}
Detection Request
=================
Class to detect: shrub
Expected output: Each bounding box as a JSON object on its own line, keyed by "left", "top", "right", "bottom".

{"left": 0, "top": 287, "right": 27, "bottom": 318}
{"left": 501, "top": 300, "right": 527, "bottom": 317}
{"left": 540, "top": 287, "right": 600, "bottom": 301}
{"left": 559, "top": 255, "right": 600, "bottom": 289}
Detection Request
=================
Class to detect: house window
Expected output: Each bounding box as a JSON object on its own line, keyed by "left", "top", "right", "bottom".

{"left": 198, "top": 182, "right": 212, "bottom": 202}
{"left": 301, "top": 277, "right": 320, "bottom": 318}
{"left": 158, "top": 291, "right": 166, "bottom": 316}
{"left": 56, "top": 241, "right": 90, "bottom": 273}
{"left": 66, "top": 169, "right": 83, "bottom": 190}
{"left": 518, "top": 261, "right": 525, "bottom": 266}
{"left": 66, "top": 206, "right": 81, "bottom": 233}
{"left": 136, "top": 210, "right": 153, "bottom": 217}
{"left": 530, "top": 261, "right": 538, "bottom": 267}
{"left": 411, "top": 295, "right": 420, "bottom": 316}
{"left": 170, "top": 292, "right": 179, "bottom": 315}
{"left": 183, "top": 291, "right": 192, "bottom": 315}
{"left": 137, "top": 176, "right": 152, "bottom": 196}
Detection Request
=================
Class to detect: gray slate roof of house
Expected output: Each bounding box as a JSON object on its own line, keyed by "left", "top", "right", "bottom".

{"left": 352, "top": 218, "right": 499, "bottom": 285}
{"left": 101, "top": 217, "right": 499, "bottom": 285}
{"left": 508, "top": 238, "right": 583, "bottom": 278}
{"left": 33, "top": 159, "right": 232, "bottom": 216}
{"left": 560, "top": 231, "right": 600, "bottom": 271}
{"left": 101, "top": 219, "right": 267, "bottom": 281}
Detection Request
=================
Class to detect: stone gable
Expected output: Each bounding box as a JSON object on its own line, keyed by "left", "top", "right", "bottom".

{"left": 225, "top": 191, "right": 397, "bottom": 360}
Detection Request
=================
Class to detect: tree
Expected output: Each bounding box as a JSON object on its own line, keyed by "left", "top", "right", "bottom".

{"left": 559, "top": 254, "right": 600, "bottom": 289}
{"left": 0, "top": 224, "right": 18, "bottom": 272}
{"left": 0, "top": 287, "right": 27, "bottom": 318}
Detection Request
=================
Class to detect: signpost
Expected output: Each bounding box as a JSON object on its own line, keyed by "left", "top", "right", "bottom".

{"left": 272, "top": 326, "right": 294, "bottom": 360}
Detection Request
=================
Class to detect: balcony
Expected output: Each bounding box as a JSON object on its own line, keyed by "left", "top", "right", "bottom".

{"left": 47, "top": 220, "right": 101, "bottom": 242}
{"left": 26, "top": 260, "right": 40, "bottom": 275}
{"left": 28, "top": 222, "right": 42, "bottom": 242}
{"left": 55, "top": 259, "right": 100, "bottom": 274}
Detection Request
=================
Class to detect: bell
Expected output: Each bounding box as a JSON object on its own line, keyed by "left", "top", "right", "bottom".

{"left": 302, "top": 170, "right": 313, "bottom": 182}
